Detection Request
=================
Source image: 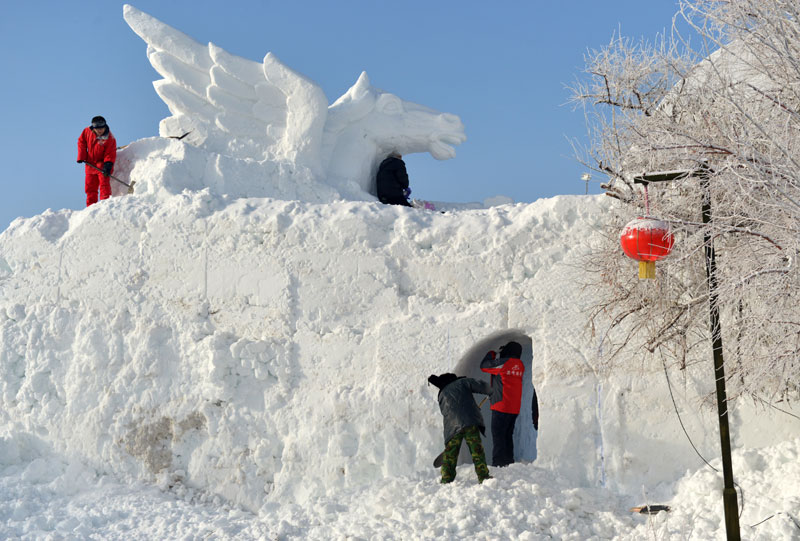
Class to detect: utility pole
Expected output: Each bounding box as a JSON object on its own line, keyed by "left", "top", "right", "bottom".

{"left": 699, "top": 172, "right": 741, "bottom": 540}
{"left": 634, "top": 169, "right": 741, "bottom": 541}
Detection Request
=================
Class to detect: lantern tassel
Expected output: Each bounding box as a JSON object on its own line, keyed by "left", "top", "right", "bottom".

{"left": 639, "top": 261, "right": 656, "bottom": 279}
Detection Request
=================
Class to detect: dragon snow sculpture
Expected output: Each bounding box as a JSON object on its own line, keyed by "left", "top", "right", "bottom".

{"left": 123, "top": 5, "right": 466, "bottom": 199}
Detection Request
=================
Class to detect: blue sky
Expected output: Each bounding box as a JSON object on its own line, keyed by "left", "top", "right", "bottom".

{"left": 0, "top": 1, "right": 685, "bottom": 230}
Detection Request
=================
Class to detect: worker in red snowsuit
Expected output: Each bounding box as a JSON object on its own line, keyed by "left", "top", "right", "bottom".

{"left": 481, "top": 341, "right": 525, "bottom": 467}
{"left": 77, "top": 116, "right": 116, "bottom": 207}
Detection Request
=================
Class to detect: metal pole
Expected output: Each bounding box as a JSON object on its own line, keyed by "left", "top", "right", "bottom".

{"left": 633, "top": 169, "right": 741, "bottom": 539}
{"left": 700, "top": 175, "right": 741, "bottom": 541}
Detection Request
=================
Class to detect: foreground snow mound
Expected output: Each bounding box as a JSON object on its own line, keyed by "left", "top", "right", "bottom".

{"left": 2, "top": 426, "right": 798, "bottom": 539}
{"left": 619, "top": 437, "right": 800, "bottom": 541}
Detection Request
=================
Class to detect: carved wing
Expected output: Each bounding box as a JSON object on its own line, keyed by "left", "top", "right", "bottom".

{"left": 123, "top": 4, "right": 327, "bottom": 169}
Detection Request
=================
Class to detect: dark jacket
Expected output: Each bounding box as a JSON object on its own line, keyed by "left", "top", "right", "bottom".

{"left": 376, "top": 156, "right": 410, "bottom": 203}
{"left": 480, "top": 341, "right": 525, "bottom": 414}
{"left": 436, "top": 376, "right": 491, "bottom": 444}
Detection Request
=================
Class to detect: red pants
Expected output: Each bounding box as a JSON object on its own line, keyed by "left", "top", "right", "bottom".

{"left": 85, "top": 171, "right": 111, "bottom": 207}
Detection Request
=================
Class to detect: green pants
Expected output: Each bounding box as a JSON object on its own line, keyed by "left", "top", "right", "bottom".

{"left": 441, "top": 425, "right": 491, "bottom": 483}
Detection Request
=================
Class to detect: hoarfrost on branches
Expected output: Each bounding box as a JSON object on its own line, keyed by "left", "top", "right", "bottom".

{"left": 570, "top": 0, "right": 800, "bottom": 403}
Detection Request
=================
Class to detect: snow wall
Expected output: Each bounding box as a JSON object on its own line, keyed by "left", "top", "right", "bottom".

{"left": 2, "top": 145, "right": 798, "bottom": 513}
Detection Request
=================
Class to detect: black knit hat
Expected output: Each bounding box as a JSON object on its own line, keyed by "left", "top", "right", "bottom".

{"left": 91, "top": 116, "right": 107, "bottom": 129}
{"left": 428, "top": 373, "right": 459, "bottom": 390}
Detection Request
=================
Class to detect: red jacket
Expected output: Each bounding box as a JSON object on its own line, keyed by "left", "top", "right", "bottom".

{"left": 480, "top": 351, "right": 525, "bottom": 414}
{"left": 77, "top": 127, "right": 116, "bottom": 171}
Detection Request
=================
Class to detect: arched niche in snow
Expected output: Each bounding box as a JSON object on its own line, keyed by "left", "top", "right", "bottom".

{"left": 452, "top": 329, "right": 537, "bottom": 465}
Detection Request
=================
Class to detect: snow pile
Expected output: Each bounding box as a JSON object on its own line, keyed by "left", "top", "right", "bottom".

{"left": 2, "top": 427, "right": 799, "bottom": 539}
{"left": 627, "top": 437, "right": 800, "bottom": 540}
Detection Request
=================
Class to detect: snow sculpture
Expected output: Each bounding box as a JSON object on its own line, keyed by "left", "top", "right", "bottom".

{"left": 123, "top": 4, "right": 466, "bottom": 199}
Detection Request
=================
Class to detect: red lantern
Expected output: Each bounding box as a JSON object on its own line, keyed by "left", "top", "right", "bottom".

{"left": 620, "top": 217, "right": 674, "bottom": 279}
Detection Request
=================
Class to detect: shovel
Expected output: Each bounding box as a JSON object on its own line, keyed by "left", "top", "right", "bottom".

{"left": 83, "top": 162, "right": 136, "bottom": 194}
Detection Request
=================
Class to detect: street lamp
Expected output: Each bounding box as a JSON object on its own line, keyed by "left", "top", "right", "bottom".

{"left": 581, "top": 173, "right": 592, "bottom": 194}
{"left": 632, "top": 168, "right": 741, "bottom": 541}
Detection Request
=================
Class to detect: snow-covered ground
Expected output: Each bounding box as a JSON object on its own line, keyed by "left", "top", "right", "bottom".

{"left": 1, "top": 5, "right": 799, "bottom": 539}
{"left": 4, "top": 429, "right": 796, "bottom": 540}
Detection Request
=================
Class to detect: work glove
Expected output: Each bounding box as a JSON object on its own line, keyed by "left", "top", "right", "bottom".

{"left": 102, "top": 161, "right": 113, "bottom": 177}
{"left": 402, "top": 187, "right": 411, "bottom": 198}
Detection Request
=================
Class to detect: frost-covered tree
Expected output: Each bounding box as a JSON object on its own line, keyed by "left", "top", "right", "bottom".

{"left": 570, "top": 0, "right": 800, "bottom": 403}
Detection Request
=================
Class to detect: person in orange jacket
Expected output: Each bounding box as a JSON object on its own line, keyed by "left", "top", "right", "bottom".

{"left": 480, "top": 341, "right": 525, "bottom": 467}
{"left": 77, "top": 116, "right": 116, "bottom": 207}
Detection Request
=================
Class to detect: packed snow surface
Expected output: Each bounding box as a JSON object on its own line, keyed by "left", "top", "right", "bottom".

{"left": 1, "top": 4, "right": 798, "bottom": 539}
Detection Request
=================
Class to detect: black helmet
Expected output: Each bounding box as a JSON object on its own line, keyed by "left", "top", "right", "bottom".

{"left": 91, "top": 116, "right": 107, "bottom": 129}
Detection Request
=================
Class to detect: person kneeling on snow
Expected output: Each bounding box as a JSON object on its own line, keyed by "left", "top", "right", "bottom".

{"left": 428, "top": 373, "right": 492, "bottom": 484}
{"left": 376, "top": 151, "right": 413, "bottom": 207}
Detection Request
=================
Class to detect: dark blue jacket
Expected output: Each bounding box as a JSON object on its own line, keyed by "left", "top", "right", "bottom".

{"left": 376, "top": 156, "right": 409, "bottom": 203}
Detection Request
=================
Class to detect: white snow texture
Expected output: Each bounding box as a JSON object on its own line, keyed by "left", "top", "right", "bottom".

{"left": 0, "top": 5, "right": 798, "bottom": 540}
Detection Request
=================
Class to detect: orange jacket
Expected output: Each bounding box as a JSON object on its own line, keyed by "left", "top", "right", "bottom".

{"left": 77, "top": 127, "right": 116, "bottom": 172}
